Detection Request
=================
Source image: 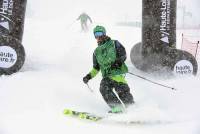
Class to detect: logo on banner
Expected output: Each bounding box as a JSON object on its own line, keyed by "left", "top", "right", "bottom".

{"left": 160, "top": 0, "right": 170, "bottom": 44}
{"left": 0, "top": 0, "right": 14, "bottom": 31}
{"left": 0, "top": 46, "right": 17, "bottom": 68}
{"left": 173, "top": 60, "right": 193, "bottom": 75}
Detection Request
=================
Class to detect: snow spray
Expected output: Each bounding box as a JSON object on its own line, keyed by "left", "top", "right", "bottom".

{"left": 130, "top": 0, "right": 198, "bottom": 76}
{"left": 0, "top": 0, "right": 26, "bottom": 75}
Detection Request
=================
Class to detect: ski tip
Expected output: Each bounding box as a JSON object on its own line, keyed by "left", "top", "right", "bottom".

{"left": 63, "top": 109, "right": 73, "bottom": 115}
{"left": 63, "top": 108, "right": 103, "bottom": 121}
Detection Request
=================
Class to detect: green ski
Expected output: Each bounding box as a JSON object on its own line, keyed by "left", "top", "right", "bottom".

{"left": 63, "top": 109, "right": 103, "bottom": 121}
{"left": 63, "top": 109, "right": 169, "bottom": 125}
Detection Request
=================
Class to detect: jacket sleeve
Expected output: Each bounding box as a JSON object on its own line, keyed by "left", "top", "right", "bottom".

{"left": 87, "top": 53, "right": 100, "bottom": 78}
{"left": 93, "top": 53, "right": 100, "bottom": 70}
{"left": 88, "top": 16, "right": 92, "bottom": 23}
{"left": 114, "top": 40, "right": 127, "bottom": 63}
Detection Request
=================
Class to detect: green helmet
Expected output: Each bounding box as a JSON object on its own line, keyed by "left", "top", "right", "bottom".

{"left": 93, "top": 25, "right": 106, "bottom": 35}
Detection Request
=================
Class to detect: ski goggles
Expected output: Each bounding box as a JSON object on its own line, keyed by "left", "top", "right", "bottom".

{"left": 94, "top": 31, "right": 105, "bottom": 38}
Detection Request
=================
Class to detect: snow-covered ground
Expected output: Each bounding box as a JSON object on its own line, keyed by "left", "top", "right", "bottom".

{"left": 1, "top": 0, "right": 200, "bottom": 134}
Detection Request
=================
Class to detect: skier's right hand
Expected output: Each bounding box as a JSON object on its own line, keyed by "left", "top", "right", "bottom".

{"left": 83, "top": 74, "right": 92, "bottom": 84}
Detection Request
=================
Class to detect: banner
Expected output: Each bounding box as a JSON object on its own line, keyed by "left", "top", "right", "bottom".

{"left": 0, "top": 0, "right": 26, "bottom": 75}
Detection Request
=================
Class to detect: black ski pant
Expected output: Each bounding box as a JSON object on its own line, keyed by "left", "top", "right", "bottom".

{"left": 99, "top": 77, "right": 134, "bottom": 108}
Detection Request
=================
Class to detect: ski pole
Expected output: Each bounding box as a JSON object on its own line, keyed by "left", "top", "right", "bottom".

{"left": 112, "top": 88, "right": 127, "bottom": 113}
{"left": 128, "top": 72, "right": 177, "bottom": 90}
{"left": 86, "top": 83, "right": 94, "bottom": 92}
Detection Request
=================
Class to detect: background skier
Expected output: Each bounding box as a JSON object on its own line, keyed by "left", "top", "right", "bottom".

{"left": 83, "top": 25, "right": 134, "bottom": 113}
{"left": 77, "top": 12, "right": 92, "bottom": 31}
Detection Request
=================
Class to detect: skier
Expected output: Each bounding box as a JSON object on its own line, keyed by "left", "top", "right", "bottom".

{"left": 77, "top": 12, "right": 92, "bottom": 31}
{"left": 83, "top": 25, "right": 134, "bottom": 113}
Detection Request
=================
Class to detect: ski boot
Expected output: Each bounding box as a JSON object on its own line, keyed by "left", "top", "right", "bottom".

{"left": 108, "top": 106, "right": 124, "bottom": 114}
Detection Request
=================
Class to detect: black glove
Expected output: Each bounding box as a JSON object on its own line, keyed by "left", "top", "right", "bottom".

{"left": 111, "top": 60, "right": 122, "bottom": 69}
{"left": 83, "top": 74, "right": 92, "bottom": 84}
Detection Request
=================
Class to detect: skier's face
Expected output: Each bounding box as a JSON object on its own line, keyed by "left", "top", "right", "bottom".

{"left": 95, "top": 36, "right": 104, "bottom": 42}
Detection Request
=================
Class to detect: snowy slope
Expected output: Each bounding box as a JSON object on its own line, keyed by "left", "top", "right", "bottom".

{"left": 1, "top": 0, "right": 200, "bottom": 134}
